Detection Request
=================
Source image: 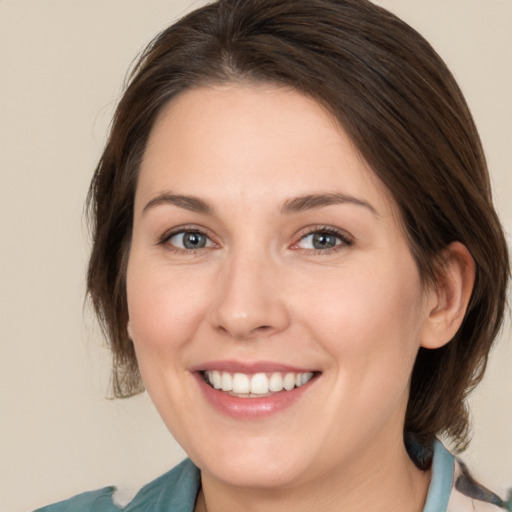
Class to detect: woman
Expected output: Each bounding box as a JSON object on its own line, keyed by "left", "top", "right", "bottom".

{"left": 37, "top": 0, "right": 510, "bottom": 511}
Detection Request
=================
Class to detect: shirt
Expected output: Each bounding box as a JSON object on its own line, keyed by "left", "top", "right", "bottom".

{"left": 34, "top": 441, "right": 511, "bottom": 512}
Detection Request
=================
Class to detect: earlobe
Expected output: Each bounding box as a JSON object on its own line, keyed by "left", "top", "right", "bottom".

{"left": 420, "top": 242, "right": 475, "bottom": 349}
{"left": 127, "top": 321, "right": 133, "bottom": 340}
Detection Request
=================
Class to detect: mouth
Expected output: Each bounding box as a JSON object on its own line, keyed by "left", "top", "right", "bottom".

{"left": 192, "top": 360, "right": 320, "bottom": 418}
{"left": 201, "top": 370, "right": 316, "bottom": 398}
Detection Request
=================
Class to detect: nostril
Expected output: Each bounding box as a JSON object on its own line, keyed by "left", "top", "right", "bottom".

{"left": 249, "top": 325, "right": 275, "bottom": 338}
{"left": 216, "top": 324, "right": 275, "bottom": 341}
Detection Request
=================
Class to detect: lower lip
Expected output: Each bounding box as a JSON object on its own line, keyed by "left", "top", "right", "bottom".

{"left": 193, "top": 373, "right": 317, "bottom": 419}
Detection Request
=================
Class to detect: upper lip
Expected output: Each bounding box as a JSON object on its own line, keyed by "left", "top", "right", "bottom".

{"left": 190, "top": 359, "right": 318, "bottom": 374}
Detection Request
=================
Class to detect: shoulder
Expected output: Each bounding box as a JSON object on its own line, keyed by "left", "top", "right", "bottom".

{"left": 423, "top": 441, "right": 511, "bottom": 512}
{"left": 33, "top": 486, "right": 120, "bottom": 512}
{"left": 447, "top": 456, "right": 511, "bottom": 512}
{"left": 33, "top": 458, "right": 201, "bottom": 512}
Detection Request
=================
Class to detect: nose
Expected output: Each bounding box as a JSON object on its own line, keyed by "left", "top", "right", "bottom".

{"left": 208, "top": 251, "right": 290, "bottom": 341}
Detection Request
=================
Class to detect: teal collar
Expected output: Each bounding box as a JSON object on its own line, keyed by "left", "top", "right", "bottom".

{"left": 127, "top": 440, "right": 454, "bottom": 512}
{"left": 39, "top": 440, "right": 454, "bottom": 512}
{"left": 423, "top": 440, "right": 454, "bottom": 512}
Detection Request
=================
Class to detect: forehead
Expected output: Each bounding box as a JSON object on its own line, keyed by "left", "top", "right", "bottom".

{"left": 136, "top": 84, "right": 396, "bottom": 217}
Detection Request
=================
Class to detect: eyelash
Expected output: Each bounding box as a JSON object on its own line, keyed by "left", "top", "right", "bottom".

{"left": 158, "top": 225, "right": 353, "bottom": 255}
{"left": 158, "top": 226, "right": 217, "bottom": 255}
{"left": 292, "top": 225, "right": 353, "bottom": 254}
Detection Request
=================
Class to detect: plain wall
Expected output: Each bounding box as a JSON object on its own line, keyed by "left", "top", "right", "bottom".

{"left": 0, "top": 1, "right": 510, "bottom": 510}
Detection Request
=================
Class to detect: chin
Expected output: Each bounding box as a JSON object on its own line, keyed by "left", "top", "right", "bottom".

{"left": 191, "top": 437, "right": 314, "bottom": 489}
{"left": 205, "top": 456, "right": 308, "bottom": 489}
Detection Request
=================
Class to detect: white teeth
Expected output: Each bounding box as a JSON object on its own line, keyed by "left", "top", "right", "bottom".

{"left": 283, "top": 373, "right": 296, "bottom": 391}
{"left": 269, "top": 372, "right": 284, "bottom": 392}
{"left": 204, "top": 370, "right": 315, "bottom": 396}
{"left": 232, "top": 373, "right": 250, "bottom": 394}
{"left": 212, "top": 370, "right": 222, "bottom": 389}
{"left": 301, "top": 372, "right": 313, "bottom": 385}
{"left": 250, "top": 373, "right": 269, "bottom": 394}
{"left": 221, "top": 372, "right": 233, "bottom": 391}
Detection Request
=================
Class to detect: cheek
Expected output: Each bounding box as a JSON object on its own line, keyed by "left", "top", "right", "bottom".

{"left": 126, "top": 254, "right": 212, "bottom": 356}
{"left": 125, "top": 255, "right": 212, "bottom": 424}
{"left": 295, "top": 257, "right": 425, "bottom": 370}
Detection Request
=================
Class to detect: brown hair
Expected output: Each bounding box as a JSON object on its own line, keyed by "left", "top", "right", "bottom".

{"left": 87, "top": 0, "right": 509, "bottom": 456}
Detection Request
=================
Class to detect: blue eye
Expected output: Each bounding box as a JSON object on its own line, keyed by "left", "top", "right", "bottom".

{"left": 167, "top": 231, "right": 213, "bottom": 250}
{"left": 297, "top": 230, "right": 350, "bottom": 251}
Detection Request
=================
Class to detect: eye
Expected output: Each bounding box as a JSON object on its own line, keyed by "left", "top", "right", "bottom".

{"left": 294, "top": 228, "right": 352, "bottom": 251}
{"left": 166, "top": 230, "right": 214, "bottom": 250}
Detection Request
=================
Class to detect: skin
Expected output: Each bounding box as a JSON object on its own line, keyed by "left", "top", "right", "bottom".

{"left": 126, "top": 84, "right": 474, "bottom": 512}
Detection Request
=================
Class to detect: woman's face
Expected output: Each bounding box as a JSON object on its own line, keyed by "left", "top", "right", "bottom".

{"left": 126, "top": 84, "right": 435, "bottom": 489}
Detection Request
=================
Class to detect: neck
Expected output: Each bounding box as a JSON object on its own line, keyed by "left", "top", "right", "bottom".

{"left": 195, "top": 435, "right": 431, "bottom": 512}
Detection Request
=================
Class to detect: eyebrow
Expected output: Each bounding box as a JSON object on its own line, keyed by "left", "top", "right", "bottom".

{"left": 142, "top": 193, "right": 213, "bottom": 215}
{"left": 141, "top": 191, "right": 377, "bottom": 217}
{"left": 281, "top": 193, "right": 378, "bottom": 215}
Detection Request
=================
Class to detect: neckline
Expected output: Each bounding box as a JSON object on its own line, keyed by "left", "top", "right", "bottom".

{"left": 125, "top": 439, "right": 454, "bottom": 512}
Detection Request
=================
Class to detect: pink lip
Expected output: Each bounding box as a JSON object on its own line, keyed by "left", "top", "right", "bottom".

{"left": 190, "top": 359, "right": 315, "bottom": 374}
{"left": 191, "top": 361, "right": 319, "bottom": 420}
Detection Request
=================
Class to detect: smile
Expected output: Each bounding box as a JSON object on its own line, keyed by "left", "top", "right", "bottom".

{"left": 193, "top": 362, "right": 320, "bottom": 419}
{"left": 202, "top": 370, "right": 315, "bottom": 397}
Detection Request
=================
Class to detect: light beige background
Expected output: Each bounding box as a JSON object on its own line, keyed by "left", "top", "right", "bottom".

{"left": 0, "top": 1, "right": 510, "bottom": 511}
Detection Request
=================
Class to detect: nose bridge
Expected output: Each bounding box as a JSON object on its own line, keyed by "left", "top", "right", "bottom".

{"left": 209, "top": 242, "right": 289, "bottom": 340}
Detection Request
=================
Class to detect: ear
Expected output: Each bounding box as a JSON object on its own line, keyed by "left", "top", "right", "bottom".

{"left": 420, "top": 242, "right": 475, "bottom": 349}
{"left": 127, "top": 320, "right": 133, "bottom": 340}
